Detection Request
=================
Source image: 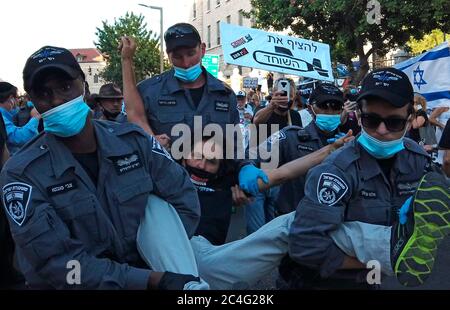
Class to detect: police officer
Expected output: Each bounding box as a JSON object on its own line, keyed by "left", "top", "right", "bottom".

{"left": 254, "top": 83, "right": 346, "bottom": 216}
{"left": 120, "top": 23, "right": 239, "bottom": 148}
{"left": 1, "top": 46, "right": 201, "bottom": 289}
{"left": 93, "top": 83, "right": 127, "bottom": 123}
{"left": 119, "top": 25, "right": 268, "bottom": 200}
{"left": 286, "top": 68, "right": 450, "bottom": 289}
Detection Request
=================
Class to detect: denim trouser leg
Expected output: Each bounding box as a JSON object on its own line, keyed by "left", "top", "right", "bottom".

{"left": 264, "top": 186, "right": 280, "bottom": 223}
{"left": 245, "top": 191, "right": 267, "bottom": 234}
{"left": 191, "top": 212, "right": 295, "bottom": 289}
{"left": 329, "top": 222, "right": 393, "bottom": 276}
{"left": 245, "top": 186, "right": 280, "bottom": 235}
{"left": 136, "top": 195, "right": 210, "bottom": 290}
{"left": 137, "top": 195, "right": 393, "bottom": 290}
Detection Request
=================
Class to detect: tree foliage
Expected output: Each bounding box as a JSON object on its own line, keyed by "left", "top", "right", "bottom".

{"left": 94, "top": 12, "right": 161, "bottom": 87}
{"left": 248, "top": 0, "right": 450, "bottom": 84}
{"left": 408, "top": 29, "right": 449, "bottom": 55}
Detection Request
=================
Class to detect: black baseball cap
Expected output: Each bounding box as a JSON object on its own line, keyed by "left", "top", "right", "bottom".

{"left": 23, "top": 46, "right": 85, "bottom": 93}
{"left": 357, "top": 67, "right": 413, "bottom": 107}
{"left": 309, "top": 83, "right": 344, "bottom": 106}
{"left": 0, "top": 82, "right": 17, "bottom": 102}
{"left": 164, "top": 23, "right": 201, "bottom": 53}
{"left": 0, "top": 82, "right": 17, "bottom": 94}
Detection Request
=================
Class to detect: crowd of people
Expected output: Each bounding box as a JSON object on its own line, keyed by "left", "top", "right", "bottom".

{"left": 0, "top": 22, "right": 449, "bottom": 290}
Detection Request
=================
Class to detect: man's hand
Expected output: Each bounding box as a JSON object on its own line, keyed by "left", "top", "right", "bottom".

{"left": 343, "top": 101, "right": 357, "bottom": 115}
{"left": 329, "top": 130, "right": 354, "bottom": 151}
{"left": 239, "top": 164, "right": 269, "bottom": 196}
{"left": 231, "top": 185, "right": 252, "bottom": 206}
{"left": 155, "top": 271, "right": 200, "bottom": 290}
{"left": 118, "top": 36, "right": 137, "bottom": 60}
{"left": 30, "top": 107, "right": 41, "bottom": 120}
{"left": 155, "top": 134, "right": 171, "bottom": 149}
{"left": 423, "top": 144, "right": 436, "bottom": 153}
{"left": 269, "top": 91, "right": 289, "bottom": 111}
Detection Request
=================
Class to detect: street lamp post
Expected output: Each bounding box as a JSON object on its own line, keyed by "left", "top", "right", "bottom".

{"left": 139, "top": 3, "right": 164, "bottom": 74}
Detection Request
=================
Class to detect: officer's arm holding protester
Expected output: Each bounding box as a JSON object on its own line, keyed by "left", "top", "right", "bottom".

{"left": 257, "top": 130, "right": 354, "bottom": 192}
{"left": 0, "top": 46, "right": 201, "bottom": 289}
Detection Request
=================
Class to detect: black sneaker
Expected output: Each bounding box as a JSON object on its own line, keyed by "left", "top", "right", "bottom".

{"left": 390, "top": 172, "right": 450, "bottom": 287}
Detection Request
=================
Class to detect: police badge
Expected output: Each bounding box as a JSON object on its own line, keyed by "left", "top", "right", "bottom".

{"left": 316, "top": 173, "right": 348, "bottom": 206}
{"left": 2, "top": 182, "right": 33, "bottom": 226}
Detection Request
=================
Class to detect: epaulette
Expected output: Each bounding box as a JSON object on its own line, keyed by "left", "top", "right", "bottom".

{"left": 331, "top": 140, "right": 360, "bottom": 171}
{"left": 403, "top": 138, "right": 430, "bottom": 158}
{"left": 3, "top": 133, "right": 49, "bottom": 175}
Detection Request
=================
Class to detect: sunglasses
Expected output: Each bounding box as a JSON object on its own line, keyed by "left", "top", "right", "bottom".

{"left": 360, "top": 113, "right": 409, "bottom": 132}
{"left": 164, "top": 25, "right": 197, "bottom": 41}
{"left": 315, "top": 101, "right": 343, "bottom": 111}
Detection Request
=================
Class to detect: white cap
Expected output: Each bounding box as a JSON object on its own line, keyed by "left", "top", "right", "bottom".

{"left": 236, "top": 90, "right": 246, "bottom": 97}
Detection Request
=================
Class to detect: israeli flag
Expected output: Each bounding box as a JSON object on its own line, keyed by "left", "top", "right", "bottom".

{"left": 394, "top": 41, "right": 450, "bottom": 109}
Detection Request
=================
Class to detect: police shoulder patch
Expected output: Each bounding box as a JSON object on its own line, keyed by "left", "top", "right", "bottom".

{"left": 316, "top": 173, "right": 348, "bottom": 206}
{"left": 152, "top": 137, "right": 172, "bottom": 161}
{"left": 267, "top": 130, "right": 287, "bottom": 145}
{"left": 2, "top": 182, "right": 33, "bottom": 226}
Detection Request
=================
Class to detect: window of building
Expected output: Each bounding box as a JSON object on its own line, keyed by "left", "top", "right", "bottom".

{"left": 94, "top": 74, "right": 99, "bottom": 84}
{"left": 216, "top": 21, "right": 220, "bottom": 45}
{"left": 226, "top": 15, "right": 231, "bottom": 23}
{"left": 207, "top": 25, "right": 211, "bottom": 48}
{"left": 238, "top": 10, "right": 243, "bottom": 26}
{"left": 76, "top": 55, "right": 84, "bottom": 62}
{"left": 193, "top": 1, "right": 197, "bottom": 19}
{"left": 207, "top": 0, "right": 210, "bottom": 11}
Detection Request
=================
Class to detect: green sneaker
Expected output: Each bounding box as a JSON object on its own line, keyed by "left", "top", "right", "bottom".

{"left": 391, "top": 172, "right": 450, "bottom": 287}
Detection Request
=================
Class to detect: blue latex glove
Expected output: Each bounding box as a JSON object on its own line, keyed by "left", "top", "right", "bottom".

{"left": 239, "top": 164, "right": 269, "bottom": 196}
{"left": 398, "top": 196, "right": 413, "bottom": 225}
{"left": 327, "top": 132, "right": 346, "bottom": 144}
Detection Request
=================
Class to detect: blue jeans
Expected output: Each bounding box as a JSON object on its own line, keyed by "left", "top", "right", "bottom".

{"left": 245, "top": 186, "right": 279, "bottom": 234}
{"left": 137, "top": 195, "right": 393, "bottom": 290}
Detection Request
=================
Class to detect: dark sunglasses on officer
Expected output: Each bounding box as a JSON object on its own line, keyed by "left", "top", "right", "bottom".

{"left": 359, "top": 112, "right": 410, "bottom": 132}
{"left": 315, "top": 101, "right": 343, "bottom": 111}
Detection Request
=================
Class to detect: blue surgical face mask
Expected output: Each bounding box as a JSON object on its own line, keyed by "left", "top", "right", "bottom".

{"left": 42, "top": 95, "right": 90, "bottom": 137}
{"left": 173, "top": 63, "right": 202, "bottom": 82}
{"left": 357, "top": 128, "right": 406, "bottom": 159}
{"left": 312, "top": 108, "right": 341, "bottom": 132}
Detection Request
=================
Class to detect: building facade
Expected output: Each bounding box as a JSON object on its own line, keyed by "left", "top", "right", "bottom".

{"left": 190, "top": 0, "right": 254, "bottom": 78}
{"left": 69, "top": 48, "right": 107, "bottom": 94}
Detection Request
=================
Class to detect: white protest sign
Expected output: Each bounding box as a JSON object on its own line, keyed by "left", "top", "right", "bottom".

{"left": 243, "top": 77, "right": 258, "bottom": 89}
{"left": 221, "top": 22, "right": 333, "bottom": 81}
